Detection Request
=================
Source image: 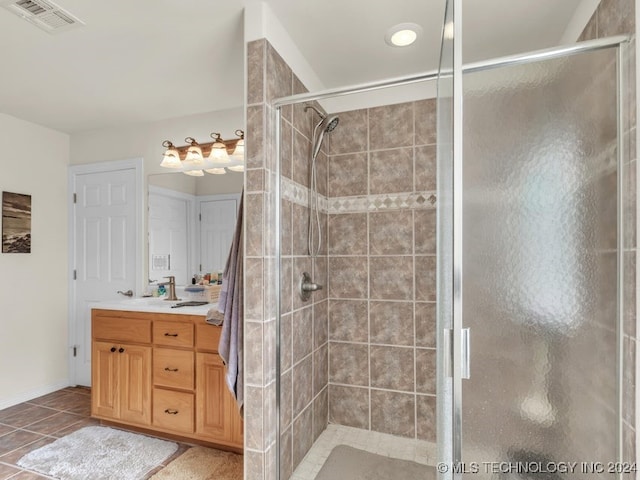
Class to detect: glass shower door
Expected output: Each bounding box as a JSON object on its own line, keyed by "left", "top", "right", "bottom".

{"left": 460, "top": 43, "right": 625, "bottom": 476}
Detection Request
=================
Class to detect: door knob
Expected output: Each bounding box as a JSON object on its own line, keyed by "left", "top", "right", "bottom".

{"left": 117, "top": 290, "right": 133, "bottom": 297}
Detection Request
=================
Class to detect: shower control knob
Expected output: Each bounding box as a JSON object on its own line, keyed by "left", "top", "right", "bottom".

{"left": 299, "top": 272, "right": 323, "bottom": 302}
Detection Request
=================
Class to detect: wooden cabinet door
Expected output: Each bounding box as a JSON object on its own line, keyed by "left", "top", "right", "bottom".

{"left": 119, "top": 344, "right": 152, "bottom": 426}
{"left": 195, "top": 353, "right": 228, "bottom": 441}
{"left": 91, "top": 341, "right": 119, "bottom": 419}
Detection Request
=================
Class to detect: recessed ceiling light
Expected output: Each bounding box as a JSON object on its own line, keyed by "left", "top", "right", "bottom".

{"left": 385, "top": 22, "right": 422, "bottom": 47}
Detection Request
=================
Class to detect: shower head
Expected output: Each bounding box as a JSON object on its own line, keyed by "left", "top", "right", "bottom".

{"left": 304, "top": 104, "right": 340, "bottom": 158}
{"left": 323, "top": 115, "right": 339, "bottom": 133}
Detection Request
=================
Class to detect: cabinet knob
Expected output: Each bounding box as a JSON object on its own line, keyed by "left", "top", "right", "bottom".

{"left": 164, "top": 333, "right": 178, "bottom": 337}
{"left": 118, "top": 347, "right": 125, "bottom": 353}
{"left": 110, "top": 347, "right": 116, "bottom": 353}
{"left": 164, "top": 409, "right": 179, "bottom": 415}
{"left": 164, "top": 367, "right": 179, "bottom": 372}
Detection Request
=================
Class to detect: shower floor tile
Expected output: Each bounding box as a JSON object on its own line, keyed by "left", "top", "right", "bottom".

{"left": 291, "top": 424, "right": 437, "bottom": 480}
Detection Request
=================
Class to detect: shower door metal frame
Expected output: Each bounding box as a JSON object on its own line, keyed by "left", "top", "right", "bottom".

{"left": 270, "top": 34, "right": 629, "bottom": 480}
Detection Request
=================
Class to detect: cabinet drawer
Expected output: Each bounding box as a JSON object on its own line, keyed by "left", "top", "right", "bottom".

{"left": 153, "top": 349, "right": 194, "bottom": 390}
{"left": 153, "top": 321, "right": 194, "bottom": 348}
{"left": 153, "top": 389, "right": 194, "bottom": 434}
{"left": 93, "top": 316, "right": 151, "bottom": 344}
{"left": 195, "top": 323, "right": 221, "bottom": 352}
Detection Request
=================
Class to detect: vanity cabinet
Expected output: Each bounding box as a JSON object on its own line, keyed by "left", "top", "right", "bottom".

{"left": 91, "top": 309, "right": 243, "bottom": 451}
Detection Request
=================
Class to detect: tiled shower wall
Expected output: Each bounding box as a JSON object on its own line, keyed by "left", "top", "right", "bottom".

{"left": 579, "top": 0, "right": 637, "bottom": 464}
{"left": 325, "top": 100, "right": 438, "bottom": 442}
{"left": 244, "top": 38, "right": 329, "bottom": 480}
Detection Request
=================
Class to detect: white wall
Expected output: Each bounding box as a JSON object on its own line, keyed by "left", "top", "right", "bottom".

{"left": 70, "top": 108, "right": 245, "bottom": 286}
{"left": 0, "top": 113, "right": 70, "bottom": 408}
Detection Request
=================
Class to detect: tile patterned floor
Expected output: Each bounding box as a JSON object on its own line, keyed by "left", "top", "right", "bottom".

{"left": 0, "top": 387, "right": 225, "bottom": 479}
{"left": 291, "top": 424, "right": 437, "bottom": 480}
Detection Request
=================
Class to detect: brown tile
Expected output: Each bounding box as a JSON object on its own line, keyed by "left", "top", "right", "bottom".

{"left": 244, "top": 386, "right": 263, "bottom": 451}
{"left": 625, "top": 159, "right": 637, "bottom": 249}
{"left": 370, "top": 346, "right": 414, "bottom": 391}
{"left": 0, "top": 435, "right": 55, "bottom": 465}
{"left": 370, "top": 256, "right": 413, "bottom": 300}
{"left": 245, "top": 450, "right": 264, "bottom": 480}
{"left": 281, "top": 369, "right": 293, "bottom": 430}
{"left": 328, "top": 109, "right": 368, "bottom": 155}
{"left": 313, "top": 299, "right": 329, "bottom": 348}
{"left": 415, "top": 255, "right": 436, "bottom": 302}
{"left": 54, "top": 417, "right": 100, "bottom": 438}
{"left": 328, "top": 213, "right": 367, "bottom": 255}
{"left": 623, "top": 336, "right": 635, "bottom": 426}
{"left": 245, "top": 193, "right": 263, "bottom": 257}
{"left": 598, "top": 0, "right": 634, "bottom": 37}
{"left": 369, "top": 211, "right": 413, "bottom": 255}
{"left": 293, "top": 130, "right": 311, "bottom": 188}
{"left": 245, "top": 321, "right": 264, "bottom": 386}
{"left": 0, "top": 406, "right": 56, "bottom": 429}
{"left": 369, "top": 102, "right": 414, "bottom": 150}
{"left": 370, "top": 390, "right": 415, "bottom": 438}
{"left": 313, "top": 254, "right": 328, "bottom": 302}
{"left": 266, "top": 43, "right": 292, "bottom": 105}
{"left": 416, "top": 348, "right": 437, "bottom": 394}
{"left": 293, "top": 306, "right": 314, "bottom": 364}
{"left": 313, "top": 344, "right": 328, "bottom": 396}
{"left": 328, "top": 257, "right": 368, "bottom": 299}
{"left": 416, "top": 395, "right": 436, "bottom": 442}
{"left": 8, "top": 471, "right": 51, "bottom": 479}
{"left": 281, "top": 256, "right": 293, "bottom": 316}
{"left": 22, "top": 412, "right": 84, "bottom": 436}
{"left": 246, "top": 105, "right": 265, "bottom": 169}
{"left": 281, "top": 313, "right": 293, "bottom": 373}
{"left": 415, "top": 209, "right": 436, "bottom": 254}
{"left": 293, "top": 356, "right": 313, "bottom": 418}
{"left": 27, "top": 390, "right": 72, "bottom": 408}
{"left": 329, "top": 343, "right": 369, "bottom": 386}
{"left": 0, "top": 463, "right": 20, "bottom": 480}
{"left": 0, "top": 404, "right": 32, "bottom": 421}
{"left": 60, "top": 394, "right": 91, "bottom": 416}
{"left": 292, "top": 203, "right": 310, "bottom": 256}
{"left": 245, "top": 258, "right": 264, "bottom": 320}
{"left": 370, "top": 148, "right": 413, "bottom": 195}
{"left": 415, "top": 145, "right": 437, "bottom": 191}
{"left": 329, "top": 385, "right": 369, "bottom": 429}
{"left": 0, "top": 424, "right": 15, "bottom": 437}
{"left": 280, "top": 426, "right": 293, "bottom": 480}
{"left": 624, "top": 251, "right": 636, "bottom": 337}
{"left": 281, "top": 199, "right": 293, "bottom": 257}
{"left": 246, "top": 169, "right": 264, "bottom": 193}
{"left": 370, "top": 301, "right": 414, "bottom": 346}
{"left": 328, "top": 152, "right": 368, "bottom": 197}
{"left": 280, "top": 120, "right": 293, "bottom": 180}
{"left": 292, "top": 405, "right": 313, "bottom": 469}
{"left": 415, "top": 302, "right": 436, "bottom": 348}
{"left": 247, "top": 39, "right": 265, "bottom": 105}
{"left": 313, "top": 387, "right": 328, "bottom": 441}
{"left": 264, "top": 320, "right": 276, "bottom": 385}
{"left": 329, "top": 299, "right": 368, "bottom": 343}
{"left": 415, "top": 99, "right": 437, "bottom": 146}
{"left": 0, "top": 430, "right": 44, "bottom": 456}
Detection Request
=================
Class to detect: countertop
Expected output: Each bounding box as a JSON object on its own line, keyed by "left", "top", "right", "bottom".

{"left": 90, "top": 297, "right": 215, "bottom": 316}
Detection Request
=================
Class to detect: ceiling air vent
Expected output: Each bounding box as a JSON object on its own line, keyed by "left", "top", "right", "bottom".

{"left": 0, "top": 0, "right": 84, "bottom": 34}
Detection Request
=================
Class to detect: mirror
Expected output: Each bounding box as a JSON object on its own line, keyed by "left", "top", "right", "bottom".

{"left": 147, "top": 171, "right": 243, "bottom": 286}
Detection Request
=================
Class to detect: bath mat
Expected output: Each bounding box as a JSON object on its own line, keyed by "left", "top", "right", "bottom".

{"left": 314, "top": 445, "right": 436, "bottom": 480}
{"left": 17, "top": 425, "right": 178, "bottom": 480}
{"left": 150, "top": 446, "right": 243, "bottom": 480}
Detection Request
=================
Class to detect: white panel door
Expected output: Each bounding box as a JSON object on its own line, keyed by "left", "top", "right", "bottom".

{"left": 199, "top": 199, "right": 237, "bottom": 276}
{"left": 148, "top": 192, "right": 190, "bottom": 285}
{"left": 73, "top": 168, "right": 138, "bottom": 386}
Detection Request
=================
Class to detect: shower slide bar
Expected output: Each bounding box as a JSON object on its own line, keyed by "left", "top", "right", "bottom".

{"left": 271, "top": 34, "right": 629, "bottom": 109}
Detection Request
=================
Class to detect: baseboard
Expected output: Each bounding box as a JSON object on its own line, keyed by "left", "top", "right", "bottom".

{"left": 0, "top": 379, "right": 71, "bottom": 410}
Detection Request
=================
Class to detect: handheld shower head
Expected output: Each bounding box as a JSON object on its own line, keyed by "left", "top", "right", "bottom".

{"left": 304, "top": 104, "right": 340, "bottom": 158}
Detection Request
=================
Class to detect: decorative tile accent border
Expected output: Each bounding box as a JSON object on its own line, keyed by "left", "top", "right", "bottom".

{"left": 329, "top": 192, "right": 436, "bottom": 214}
{"left": 282, "top": 176, "right": 436, "bottom": 215}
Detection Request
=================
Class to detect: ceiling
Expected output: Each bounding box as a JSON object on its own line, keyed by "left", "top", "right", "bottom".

{"left": 0, "top": 0, "right": 588, "bottom": 133}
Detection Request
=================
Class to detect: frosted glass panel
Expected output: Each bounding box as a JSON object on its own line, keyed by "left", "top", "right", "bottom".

{"left": 462, "top": 47, "right": 619, "bottom": 474}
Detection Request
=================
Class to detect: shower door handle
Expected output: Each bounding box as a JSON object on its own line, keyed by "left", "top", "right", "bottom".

{"left": 461, "top": 328, "right": 470, "bottom": 379}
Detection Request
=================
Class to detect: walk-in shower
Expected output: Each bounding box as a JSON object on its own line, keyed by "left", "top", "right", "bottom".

{"left": 269, "top": 2, "right": 634, "bottom": 479}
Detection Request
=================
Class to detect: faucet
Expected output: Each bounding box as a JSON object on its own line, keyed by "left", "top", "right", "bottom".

{"left": 158, "top": 276, "right": 179, "bottom": 301}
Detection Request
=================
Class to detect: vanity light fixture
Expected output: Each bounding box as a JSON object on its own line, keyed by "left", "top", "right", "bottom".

{"left": 385, "top": 22, "right": 422, "bottom": 47}
{"left": 160, "top": 130, "right": 245, "bottom": 176}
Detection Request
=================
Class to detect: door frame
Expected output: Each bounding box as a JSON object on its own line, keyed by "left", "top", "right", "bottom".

{"left": 67, "top": 158, "right": 144, "bottom": 386}
{"left": 196, "top": 192, "right": 241, "bottom": 274}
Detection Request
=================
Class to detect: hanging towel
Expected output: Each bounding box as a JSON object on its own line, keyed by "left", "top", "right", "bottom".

{"left": 217, "top": 192, "right": 244, "bottom": 414}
